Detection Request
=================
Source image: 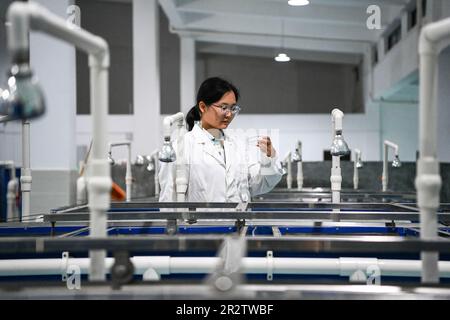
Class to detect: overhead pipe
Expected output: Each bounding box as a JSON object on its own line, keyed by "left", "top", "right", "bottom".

{"left": 416, "top": 16, "right": 450, "bottom": 283}
{"left": 6, "top": 2, "right": 111, "bottom": 281}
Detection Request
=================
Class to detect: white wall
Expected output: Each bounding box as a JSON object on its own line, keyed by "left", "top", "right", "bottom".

{"left": 29, "top": 0, "right": 77, "bottom": 170}
{"left": 437, "top": 51, "right": 450, "bottom": 162}
{"left": 379, "top": 102, "right": 419, "bottom": 162}
{"left": 229, "top": 105, "right": 381, "bottom": 161}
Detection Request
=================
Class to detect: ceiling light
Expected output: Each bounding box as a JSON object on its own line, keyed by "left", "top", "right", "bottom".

{"left": 275, "top": 53, "right": 291, "bottom": 62}
{"left": 288, "top": 0, "right": 310, "bottom": 6}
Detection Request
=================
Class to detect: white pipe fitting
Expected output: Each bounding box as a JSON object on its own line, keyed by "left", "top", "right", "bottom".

{"left": 7, "top": 1, "right": 111, "bottom": 281}
{"left": 109, "top": 141, "right": 133, "bottom": 202}
{"left": 415, "top": 17, "right": 450, "bottom": 284}
{"left": 331, "top": 108, "right": 344, "bottom": 132}
{"left": 163, "top": 112, "right": 184, "bottom": 139}
{"left": 382, "top": 140, "right": 399, "bottom": 192}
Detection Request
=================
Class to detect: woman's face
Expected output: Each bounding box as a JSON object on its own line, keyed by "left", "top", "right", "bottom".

{"left": 199, "top": 91, "right": 237, "bottom": 130}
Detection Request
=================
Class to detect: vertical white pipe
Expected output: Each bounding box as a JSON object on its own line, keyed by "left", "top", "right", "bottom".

{"left": 330, "top": 109, "right": 343, "bottom": 204}
{"left": 126, "top": 144, "right": 132, "bottom": 202}
{"left": 417, "top": 52, "right": 440, "bottom": 284}
{"left": 20, "top": 120, "right": 31, "bottom": 221}
{"left": 331, "top": 156, "right": 341, "bottom": 204}
{"left": 382, "top": 143, "right": 388, "bottom": 192}
{"left": 353, "top": 161, "right": 358, "bottom": 190}
{"left": 297, "top": 161, "right": 303, "bottom": 191}
{"left": 176, "top": 122, "right": 187, "bottom": 202}
{"left": 285, "top": 152, "right": 292, "bottom": 189}
{"left": 87, "top": 54, "right": 111, "bottom": 282}
{"left": 415, "top": 17, "right": 450, "bottom": 283}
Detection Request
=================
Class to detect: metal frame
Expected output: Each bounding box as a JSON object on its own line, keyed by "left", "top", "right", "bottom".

{"left": 1, "top": 236, "right": 450, "bottom": 254}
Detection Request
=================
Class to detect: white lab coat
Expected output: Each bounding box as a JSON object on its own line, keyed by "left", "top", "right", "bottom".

{"left": 158, "top": 124, "right": 284, "bottom": 202}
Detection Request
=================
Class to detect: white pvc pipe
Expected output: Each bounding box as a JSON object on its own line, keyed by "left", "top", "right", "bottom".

{"left": 297, "top": 161, "right": 303, "bottom": 191}
{"left": 20, "top": 120, "right": 31, "bottom": 221}
{"left": 161, "top": 112, "right": 187, "bottom": 202}
{"left": 353, "top": 149, "right": 361, "bottom": 190}
{"left": 283, "top": 152, "right": 292, "bottom": 189}
{"left": 7, "top": 2, "right": 111, "bottom": 281}
{"left": 330, "top": 108, "right": 344, "bottom": 204}
{"left": 415, "top": 17, "right": 450, "bottom": 284}
{"left": 0, "top": 160, "right": 18, "bottom": 221}
{"left": 2, "top": 256, "right": 450, "bottom": 279}
{"left": 109, "top": 141, "right": 133, "bottom": 202}
{"left": 382, "top": 140, "right": 399, "bottom": 192}
{"left": 296, "top": 141, "right": 303, "bottom": 190}
{"left": 150, "top": 149, "right": 160, "bottom": 197}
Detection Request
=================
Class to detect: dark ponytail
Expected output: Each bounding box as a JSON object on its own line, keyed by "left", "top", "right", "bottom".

{"left": 186, "top": 105, "right": 201, "bottom": 131}
{"left": 186, "top": 77, "right": 240, "bottom": 131}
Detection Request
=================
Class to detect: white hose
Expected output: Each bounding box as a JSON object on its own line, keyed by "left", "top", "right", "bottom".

{"left": 1, "top": 256, "right": 450, "bottom": 278}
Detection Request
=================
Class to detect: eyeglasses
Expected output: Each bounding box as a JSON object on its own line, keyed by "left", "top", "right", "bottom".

{"left": 211, "top": 103, "right": 241, "bottom": 115}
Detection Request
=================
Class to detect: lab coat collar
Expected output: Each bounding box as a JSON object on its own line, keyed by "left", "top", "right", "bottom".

{"left": 192, "top": 125, "right": 226, "bottom": 168}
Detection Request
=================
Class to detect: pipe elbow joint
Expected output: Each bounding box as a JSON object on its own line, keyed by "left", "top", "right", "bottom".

{"left": 331, "top": 108, "right": 344, "bottom": 118}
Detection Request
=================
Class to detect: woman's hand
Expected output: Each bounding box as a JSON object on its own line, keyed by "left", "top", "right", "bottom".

{"left": 257, "top": 136, "right": 276, "bottom": 158}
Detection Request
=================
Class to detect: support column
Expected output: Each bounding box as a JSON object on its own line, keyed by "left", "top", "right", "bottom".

{"left": 180, "top": 36, "right": 196, "bottom": 116}
{"left": 133, "top": 0, "right": 160, "bottom": 155}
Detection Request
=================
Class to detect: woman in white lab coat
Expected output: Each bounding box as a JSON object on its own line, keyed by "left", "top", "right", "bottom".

{"left": 158, "top": 77, "right": 284, "bottom": 202}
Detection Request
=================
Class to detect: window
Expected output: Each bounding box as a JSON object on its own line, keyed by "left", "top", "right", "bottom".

{"left": 197, "top": 52, "right": 364, "bottom": 114}
{"left": 387, "top": 24, "right": 401, "bottom": 52}
{"left": 408, "top": 7, "right": 417, "bottom": 30}
{"left": 76, "top": 0, "right": 133, "bottom": 115}
{"left": 422, "top": 0, "right": 427, "bottom": 17}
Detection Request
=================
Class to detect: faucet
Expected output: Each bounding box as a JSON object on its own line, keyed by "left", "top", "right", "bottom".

{"left": 353, "top": 149, "right": 363, "bottom": 190}
{"left": 382, "top": 140, "right": 401, "bottom": 192}
{"left": 2, "top": 2, "right": 111, "bottom": 281}
{"left": 160, "top": 112, "right": 187, "bottom": 202}
{"left": 282, "top": 151, "right": 292, "bottom": 189}
{"left": 292, "top": 140, "right": 303, "bottom": 190}
{"left": 108, "top": 141, "right": 133, "bottom": 202}
{"left": 415, "top": 16, "right": 450, "bottom": 283}
{"left": 0, "top": 161, "right": 19, "bottom": 221}
{"left": 330, "top": 108, "right": 350, "bottom": 204}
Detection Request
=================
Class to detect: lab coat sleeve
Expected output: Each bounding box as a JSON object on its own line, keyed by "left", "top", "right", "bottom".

{"left": 158, "top": 134, "right": 190, "bottom": 202}
{"left": 248, "top": 151, "right": 285, "bottom": 196}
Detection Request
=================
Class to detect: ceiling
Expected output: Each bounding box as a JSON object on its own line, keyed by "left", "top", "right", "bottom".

{"left": 159, "top": 0, "right": 412, "bottom": 65}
